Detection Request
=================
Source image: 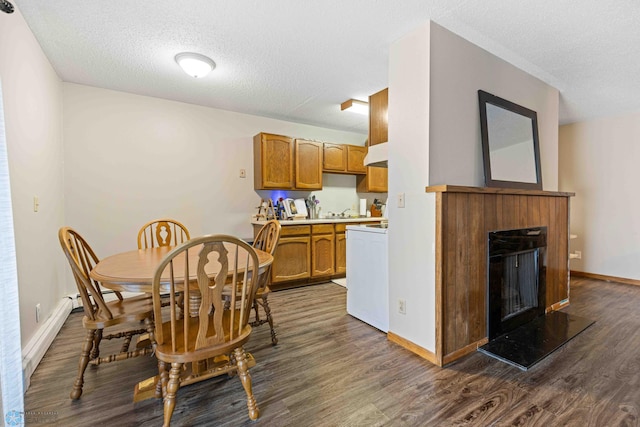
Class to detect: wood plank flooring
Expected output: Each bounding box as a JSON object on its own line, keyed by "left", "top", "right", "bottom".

{"left": 25, "top": 277, "right": 640, "bottom": 426}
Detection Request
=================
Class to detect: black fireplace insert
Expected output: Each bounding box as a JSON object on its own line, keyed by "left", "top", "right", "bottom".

{"left": 487, "top": 227, "right": 547, "bottom": 340}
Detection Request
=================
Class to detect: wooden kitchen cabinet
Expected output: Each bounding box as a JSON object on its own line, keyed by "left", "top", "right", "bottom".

{"left": 323, "top": 143, "right": 367, "bottom": 175}
{"left": 357, "top": 166, "right": 388, "bottom": 193}
{"left": 369, "top": 88, "right": 388, "bottom": 146}
{"left": 347, "top": 145, "right": 367, "bottom": 174}
{"left": 253, "top": 133, "right": 323, "bottom": 190}
{"left": 311, "top": 224, "right": 335, "bottom": 277}
{"left": 253, "top": 133, "right": 294, "bottom": 189}
{"left": 323, "top": 143, "right": 347, "bottom": 172}
{"left": 253, "top": 220, "right": 381, "bottom": 289}
{"left": 270, "top": 225, "right": 311, "bottom": 283}
{"left": 295, "top": 139, "right": 323, "bottom": 190}
{"left": 334, "top": 223, "right": 347, "bottom": 275}
{"left": 356, "top": 88, "right": 388, "bottom": 193}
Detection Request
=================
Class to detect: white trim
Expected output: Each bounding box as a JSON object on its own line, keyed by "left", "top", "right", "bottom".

{"left": 22, "top": 297, "right": 73, "bottom": 390}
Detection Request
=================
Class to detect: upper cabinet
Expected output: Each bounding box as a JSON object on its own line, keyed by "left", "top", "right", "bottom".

{"left": 294, "top": 139, "right": 323, "bottom": 190}
{"left": 254, "top": 133, "right": 294, "bottom": 189}
{"left": 357, "top": 88, "right": 389, "bottom": 193}
{"left": 322, "top": 143, "right": 366, "bottom": 174}
{"left": 369, "top": 88, "right": 388, "bottom": 146}
{"left": 347, "top": 145, "right": 367, "bottom": 174}
{"left": 254, "top": 133, "right": 323, "bottom": 190}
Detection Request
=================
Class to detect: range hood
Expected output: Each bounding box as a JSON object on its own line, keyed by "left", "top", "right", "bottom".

{"left": 363, "top": 142, "right": 388, "bottom": 168}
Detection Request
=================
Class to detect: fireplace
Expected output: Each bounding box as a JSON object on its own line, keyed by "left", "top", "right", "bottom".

{"left": 487, "top": 227, "right": 547, "bottom": 340}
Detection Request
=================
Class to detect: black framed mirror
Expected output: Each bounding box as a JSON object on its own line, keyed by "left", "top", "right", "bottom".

{"left": 478, "top": 90, "right": 542, "bottom": 190}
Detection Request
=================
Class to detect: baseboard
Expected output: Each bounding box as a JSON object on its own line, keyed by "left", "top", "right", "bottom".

{"left": 571, "top": 270, "right": 640, "bottom": 287}
{"left": 387, "top": 331, "right": 439, "bottom": 366}
{"left": 22, "top": 297, "right": 73, "bottom": 390}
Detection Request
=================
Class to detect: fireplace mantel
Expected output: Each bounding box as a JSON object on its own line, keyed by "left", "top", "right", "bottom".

{"left": 426, "top": 184, "right": 574, "bottom": 198}
{"left": 425, "top": 185, "right": 574, "bottom": 366}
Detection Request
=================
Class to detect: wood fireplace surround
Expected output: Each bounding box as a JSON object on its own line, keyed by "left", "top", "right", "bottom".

{"left": 426, "top": 185, "right": 574, "bottom": 366}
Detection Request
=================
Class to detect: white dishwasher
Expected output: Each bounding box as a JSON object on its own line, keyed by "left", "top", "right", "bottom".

{"left": 346, "top": 224, "right": 389, "bottom": 332}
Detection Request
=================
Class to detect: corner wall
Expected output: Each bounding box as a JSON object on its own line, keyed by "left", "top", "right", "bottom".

{"left": 559, "top": 112, "right": 640, "bottom": 280}
{"left": 388, "top": 21, "right": 559, "bottom": 355}
{"left": 0, "top": 5, "right": 66, "bottom": 349}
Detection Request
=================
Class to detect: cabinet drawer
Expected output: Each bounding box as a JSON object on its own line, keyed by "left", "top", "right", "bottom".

{"left": 312, "top": 224, "right": 334, "bottom": 234}
{"left": 334, "top": 223, "right": 348, "bottom": 232}
{"left": 281, "top": 225, "right": 311, "bottom": 236}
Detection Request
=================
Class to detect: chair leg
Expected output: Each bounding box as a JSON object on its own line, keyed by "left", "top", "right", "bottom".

{"left": 252, "top": 299, "right": 261, "bottom": 324}
{"left": 163, "top": 362, "right": 182, "bottom": 427}
{"left": 156, "top": 360, "right": 168, "bottom": 399}
{"left": 70, "top": 329, "right": 96, "bottom": 400}
{"left": 234, "top": 347, "right": 259, "bottom": 420}
{"left": 261, "top": 295, "right": 278, "bottom": 345}
{"left": 90, "top": 329, "right": 102, "bottom": 360}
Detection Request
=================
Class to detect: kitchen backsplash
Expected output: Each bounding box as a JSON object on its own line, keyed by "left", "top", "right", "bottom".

{"left": 255, "top": 173, "right": 387, "bottom": 218}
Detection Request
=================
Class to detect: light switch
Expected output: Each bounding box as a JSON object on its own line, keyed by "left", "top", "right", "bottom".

{"left": 398, "top": 193, "right": 405, "bottom": 208}
{"left": 33, "top": 196, "right": 39, "bottom": 212}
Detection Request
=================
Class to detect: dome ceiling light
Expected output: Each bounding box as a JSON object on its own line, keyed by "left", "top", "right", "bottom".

{"left": 175, "top": 52, "right": 216, "bottom": 78}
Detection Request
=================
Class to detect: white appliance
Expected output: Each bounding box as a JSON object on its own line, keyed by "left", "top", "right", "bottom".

{"left": 346, "top": 224, "right": 389, "bottom": 332}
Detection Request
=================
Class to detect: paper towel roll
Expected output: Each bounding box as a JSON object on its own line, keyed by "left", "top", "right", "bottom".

{"left": 359, "top": 199, "right": 367, "bottom": 217}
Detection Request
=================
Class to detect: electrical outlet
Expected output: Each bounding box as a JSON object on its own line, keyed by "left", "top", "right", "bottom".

{"left": 36, "top": 303, "right": 41, "bottom": 323}
{"left": 398, "top": 299, "right": 406, "bottom": 315}
{"left": 575, "top": 250, "right": 582, "bottom": 259}
{"left": 239, "top": 169, "right": 246, "bottom": 178}
{"left": 398, "top": 193, "right": 405, "bottom": 208}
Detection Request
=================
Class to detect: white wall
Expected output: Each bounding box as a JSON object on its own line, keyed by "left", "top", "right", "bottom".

{"left": 429, "top": 22, "right": 559, "bottom": 190}
{"left": 388, "top": 21, "right": 559, "bottom": 354}
{"left": 559, "top": 112, "right": 640, "bottom": 280}
{"left": 63, "top": 83, "right": 367, "bottom": 257}
{"left": 0, "top": 6, "right": 65, "bottom": 346}
{"left": 388, "top": 22, "right": 435, "bottom": 350}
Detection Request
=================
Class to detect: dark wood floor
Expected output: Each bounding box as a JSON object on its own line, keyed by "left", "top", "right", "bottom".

{"left": 25, "top": 278, "right": 640, "bottom": 426}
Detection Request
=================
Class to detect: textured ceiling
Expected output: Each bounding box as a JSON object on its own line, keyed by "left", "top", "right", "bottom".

{"left": 14, "top": 0, "right": 640, "bottom": 134}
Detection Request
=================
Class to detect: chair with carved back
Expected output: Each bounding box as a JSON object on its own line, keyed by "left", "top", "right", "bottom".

{"left": 151, "top": 235, "right": 261, "bottom": 426}
{"left": 58, "top": 227, "right": 155, "bottom": 400}
{"left": 250, "top": 220, "right": 281, "bottom": 345}
{"left": 137, "top": 219, "right": 190, "bottom": 249}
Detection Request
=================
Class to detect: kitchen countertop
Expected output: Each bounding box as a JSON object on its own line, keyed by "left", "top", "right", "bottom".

{"left": 251, "top": 217, "right": 387, "bottom": 226}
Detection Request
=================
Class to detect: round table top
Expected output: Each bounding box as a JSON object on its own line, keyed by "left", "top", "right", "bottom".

{"left": 90, "top": 244, "right": 273, "bottom": 293}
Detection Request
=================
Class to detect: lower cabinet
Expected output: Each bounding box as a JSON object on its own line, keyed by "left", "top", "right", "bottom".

{"left": 311, "top": 224, "right": 335, "bottom": 277}
{"left": 270, "top": 226, "right": 311, "bottom": 283}
{"left": 335, "top": 224, "right": 347, "bottom": 275}
{"left": 254, "top": 221, "right": 380, "bottom": 288}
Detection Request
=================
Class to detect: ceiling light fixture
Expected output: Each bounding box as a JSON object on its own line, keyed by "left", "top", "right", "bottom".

{"left": 175, "top": 52, "right": 216, "bottom": 78}
{"left": 340, "top": 99, "right": 369, "bottom": 115}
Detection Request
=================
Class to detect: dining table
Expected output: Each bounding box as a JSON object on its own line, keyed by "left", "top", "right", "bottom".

{"left": 89, "top": 242, "right": 274, "bottom": 401}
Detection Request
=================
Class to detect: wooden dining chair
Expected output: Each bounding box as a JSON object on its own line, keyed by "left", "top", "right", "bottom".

{"left": 137, "top": 218, "right": 190, "bottom": 249}
{"left": 250, "top": 220, "right": 281, "bottom": 345}
{"left": 151, "top": 235, "right": 261, "bottom": 426}
{"left": 58, "top": 227, "right": 155, "bottom": 400}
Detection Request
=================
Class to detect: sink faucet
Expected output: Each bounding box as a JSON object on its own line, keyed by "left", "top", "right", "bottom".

{"left": 340, "top": 208, "right": 350, "bottom": 217}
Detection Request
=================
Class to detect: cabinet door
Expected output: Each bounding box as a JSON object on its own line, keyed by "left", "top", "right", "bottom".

{"left": 369, "top": 88, "right": 388, "bottom": 146}
{"left": 311, "top": 234, "right": 335, "bottom": 277}
{"left": 253, "top": 133, "right": 294, "bottom": 189}
{"left": 323, "top": 143, "right": 346, "bottom": 172}
{"left": 335, "top": 232, "right": 346, "bottom": 275}
{"left": 346, "top": 145, "right": 367, "bottom": 174}
{"left": 295, "top": 139, "right": 323, "bottom": 190}
{"left": 357, "top": 166, "right": 388, "bottom": 193}
{"left": 271, "top": 236, "right": 311, "bottom": 283}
